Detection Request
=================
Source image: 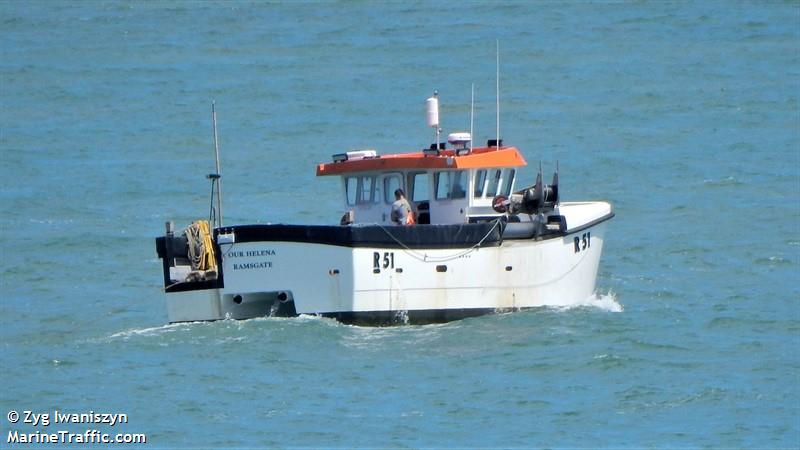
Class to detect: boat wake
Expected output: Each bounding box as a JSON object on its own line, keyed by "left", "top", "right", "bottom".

{"left": 552, "top": 290, "right": 623, "bottom": 313}
{"left": 103, "top": 292, "right": 620, "bottom": 341}
{"left": 106, "top": 322, "right": 193, "bottom": 340}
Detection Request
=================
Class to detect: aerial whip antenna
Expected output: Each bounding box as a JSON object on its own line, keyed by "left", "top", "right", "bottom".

{"left": 208, "top": 101, "right": 223, "bottom": 228}
{"left": 496, "top": 39, "right": 501, "bottom": 148}
{"left": 470, "top": 83, "right": 475, "bottom": 153}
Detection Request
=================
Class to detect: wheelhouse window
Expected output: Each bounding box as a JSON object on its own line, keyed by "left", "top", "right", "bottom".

{"left": 361, "top": 176, "right": 375, "bottom": 204}
{"left": 383, "top": 174, "right": 402, "bottom": 204}
{"left": 473, "top": 169, "right": 487, "bottom": 198}
{"left": 409, "top": 172, "right": 429, "bottom": 203}
{"left": 373, "top": 176, "right": 382, "bottom": 204}
{"left": 485, "top": 169, "right": 502, "bottom": 197}
{"left": 435, "top": 170, "right": 467, "bottom": 200}
{"left": 345, "top": 175, "right": 376, "bottom": 205}
{"left": 345, "top": 177, "right": 358, "bottom": 206}
{"left": 502, "top": 169, "right": 516, "bottom": 195}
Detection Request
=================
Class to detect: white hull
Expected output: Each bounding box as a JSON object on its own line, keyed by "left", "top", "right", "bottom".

{"left": 164, "top": 202, "right": 611, "bottom": 325}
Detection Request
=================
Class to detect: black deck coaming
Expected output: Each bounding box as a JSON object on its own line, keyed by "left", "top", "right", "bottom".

{"left": 213, "top": 212, "right": 614, "bottom": 249}
{"left": 157, "top": 222, "right": 503, "bottom": 294}
{"left": 215, "top": 222, "right": 504, "bottom": 249}
{"left": 156, "top": 212, "right": 614, "bottom": 294}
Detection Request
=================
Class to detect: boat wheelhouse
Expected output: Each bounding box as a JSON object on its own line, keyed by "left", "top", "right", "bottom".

{"left": 317, "top": 140, "right": 525, "bottom": 226}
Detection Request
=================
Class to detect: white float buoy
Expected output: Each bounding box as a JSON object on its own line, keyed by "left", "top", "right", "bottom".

{"left": 426, "top": 95, "right": 439, "bottom": 129}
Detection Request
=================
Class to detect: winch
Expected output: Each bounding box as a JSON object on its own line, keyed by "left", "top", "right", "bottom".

{"left": 493, "top": 165, "right": 559, "bottom": 216}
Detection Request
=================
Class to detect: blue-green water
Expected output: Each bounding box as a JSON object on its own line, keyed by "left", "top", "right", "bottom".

{"left": 2, "top": 1, "right": 799, "bottom": 448}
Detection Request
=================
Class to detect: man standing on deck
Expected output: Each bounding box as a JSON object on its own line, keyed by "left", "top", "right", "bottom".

{"left": 390, "top": 189, "right": 415, "bottom": 226}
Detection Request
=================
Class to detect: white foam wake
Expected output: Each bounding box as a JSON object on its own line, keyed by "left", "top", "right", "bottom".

{"left": 107, "top": 322, "right": 189, "bottom": 340}
{"left": 552, "top": 290, "right": 623, "bottom": 313}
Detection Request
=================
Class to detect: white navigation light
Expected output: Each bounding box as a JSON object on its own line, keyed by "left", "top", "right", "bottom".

{"left": 426, "top": 95, "right": 439, "bottom": 128}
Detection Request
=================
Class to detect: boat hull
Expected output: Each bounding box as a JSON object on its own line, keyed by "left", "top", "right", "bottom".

{"left": 163, "top": 218, "right": 609, "bottom": 325}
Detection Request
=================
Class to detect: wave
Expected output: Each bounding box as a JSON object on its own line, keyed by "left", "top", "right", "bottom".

{"left": 105, "top": 322, "right": 192, "bottom": 340}
{"left": 702, "top": 176, "right": 746, "bottom": 187}
{"left": 551, "top": 290, "right": 623, "bottom": 313}
{"left": 101, "top": 292, "right": 621, "bottom": 343}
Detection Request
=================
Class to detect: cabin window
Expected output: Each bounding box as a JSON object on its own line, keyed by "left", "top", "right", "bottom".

{"left": 345, "top": 175, "right": 376, "bottom": 205}
{"left": 361, "top": 176, "right": 375, "bottom": 204}
{"left": 485, "top": 169, "right": 502, "bottom": 197}
{"left": 373, "top": 176, "right": 382, "bottom": 204}
{"left": 434, "top": 170, "right": 467, "bottom": 200}
{"left": 435, "top": 173, "right": 448, "bottom": 200}
{"left": 345, "top": 177, "right": 358, "bottom": 206}
{"left": 409, "top": 172, "right": 429, "bottom": 203}
{"left": 383, "top": 174, "right": 403, "bottom": 204}
{"left": 502, "top": 169, "right": 516, "bottom": 195}
{"left": 473, "top": 170, "right": 487, "bottom": 198}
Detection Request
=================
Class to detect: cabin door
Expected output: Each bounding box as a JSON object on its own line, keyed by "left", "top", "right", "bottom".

{"left": 429, "top": 170, "right": 468, "bottom": 224}
{"left": 378, "top": 172, "right": 404, "bottom": 225}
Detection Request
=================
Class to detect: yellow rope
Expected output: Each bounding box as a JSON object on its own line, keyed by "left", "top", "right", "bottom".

{"left": 187, "top": 220, "right": 217, "bottom": 272}
{"left": 198, "top": 220, "right": 217, "bottom": 271}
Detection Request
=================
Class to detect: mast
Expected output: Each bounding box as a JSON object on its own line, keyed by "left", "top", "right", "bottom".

{"left": 470, "top": 83, "right": 475, "bottom": 153}
{"left": 496, "top": 39, "right": 500, "bottom": 148}
{"left": 210, "top": 101, "right": 223, "bottom": 228}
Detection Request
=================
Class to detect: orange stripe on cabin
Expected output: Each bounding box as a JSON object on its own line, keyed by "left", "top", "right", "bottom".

{"left": 316, "top": 146, "right": 527, "bottom": 176}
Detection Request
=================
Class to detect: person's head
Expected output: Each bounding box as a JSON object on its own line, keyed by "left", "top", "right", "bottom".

{"left": 394, "top": 188, "right": 405, "bottom": 200}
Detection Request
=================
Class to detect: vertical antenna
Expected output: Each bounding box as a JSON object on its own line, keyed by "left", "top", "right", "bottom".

{"left": 211, "top": 101, "right": 223, "bottom": 227}
{"left": 470, "top": 83, "right": 474, "bottom": 153}
{"left": 496, "top": 39, "right": 500, "bottom": 148}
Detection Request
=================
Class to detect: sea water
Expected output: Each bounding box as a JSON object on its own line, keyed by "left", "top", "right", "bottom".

{"left": 1, "top": 1, "right": 798, "bottom": 448}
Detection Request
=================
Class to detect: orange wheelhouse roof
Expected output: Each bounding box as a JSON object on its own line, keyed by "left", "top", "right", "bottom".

{"left": 316, "top": 146, "right": 527, "bottom": 176}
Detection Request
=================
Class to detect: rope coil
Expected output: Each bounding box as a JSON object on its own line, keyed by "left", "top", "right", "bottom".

{"left": 185, "top": 220, "right": 217, "bottom": 272}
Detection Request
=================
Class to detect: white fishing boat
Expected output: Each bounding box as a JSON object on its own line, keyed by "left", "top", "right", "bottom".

{"left": 155, "top": 92, "right": 614, "bottom": 325}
